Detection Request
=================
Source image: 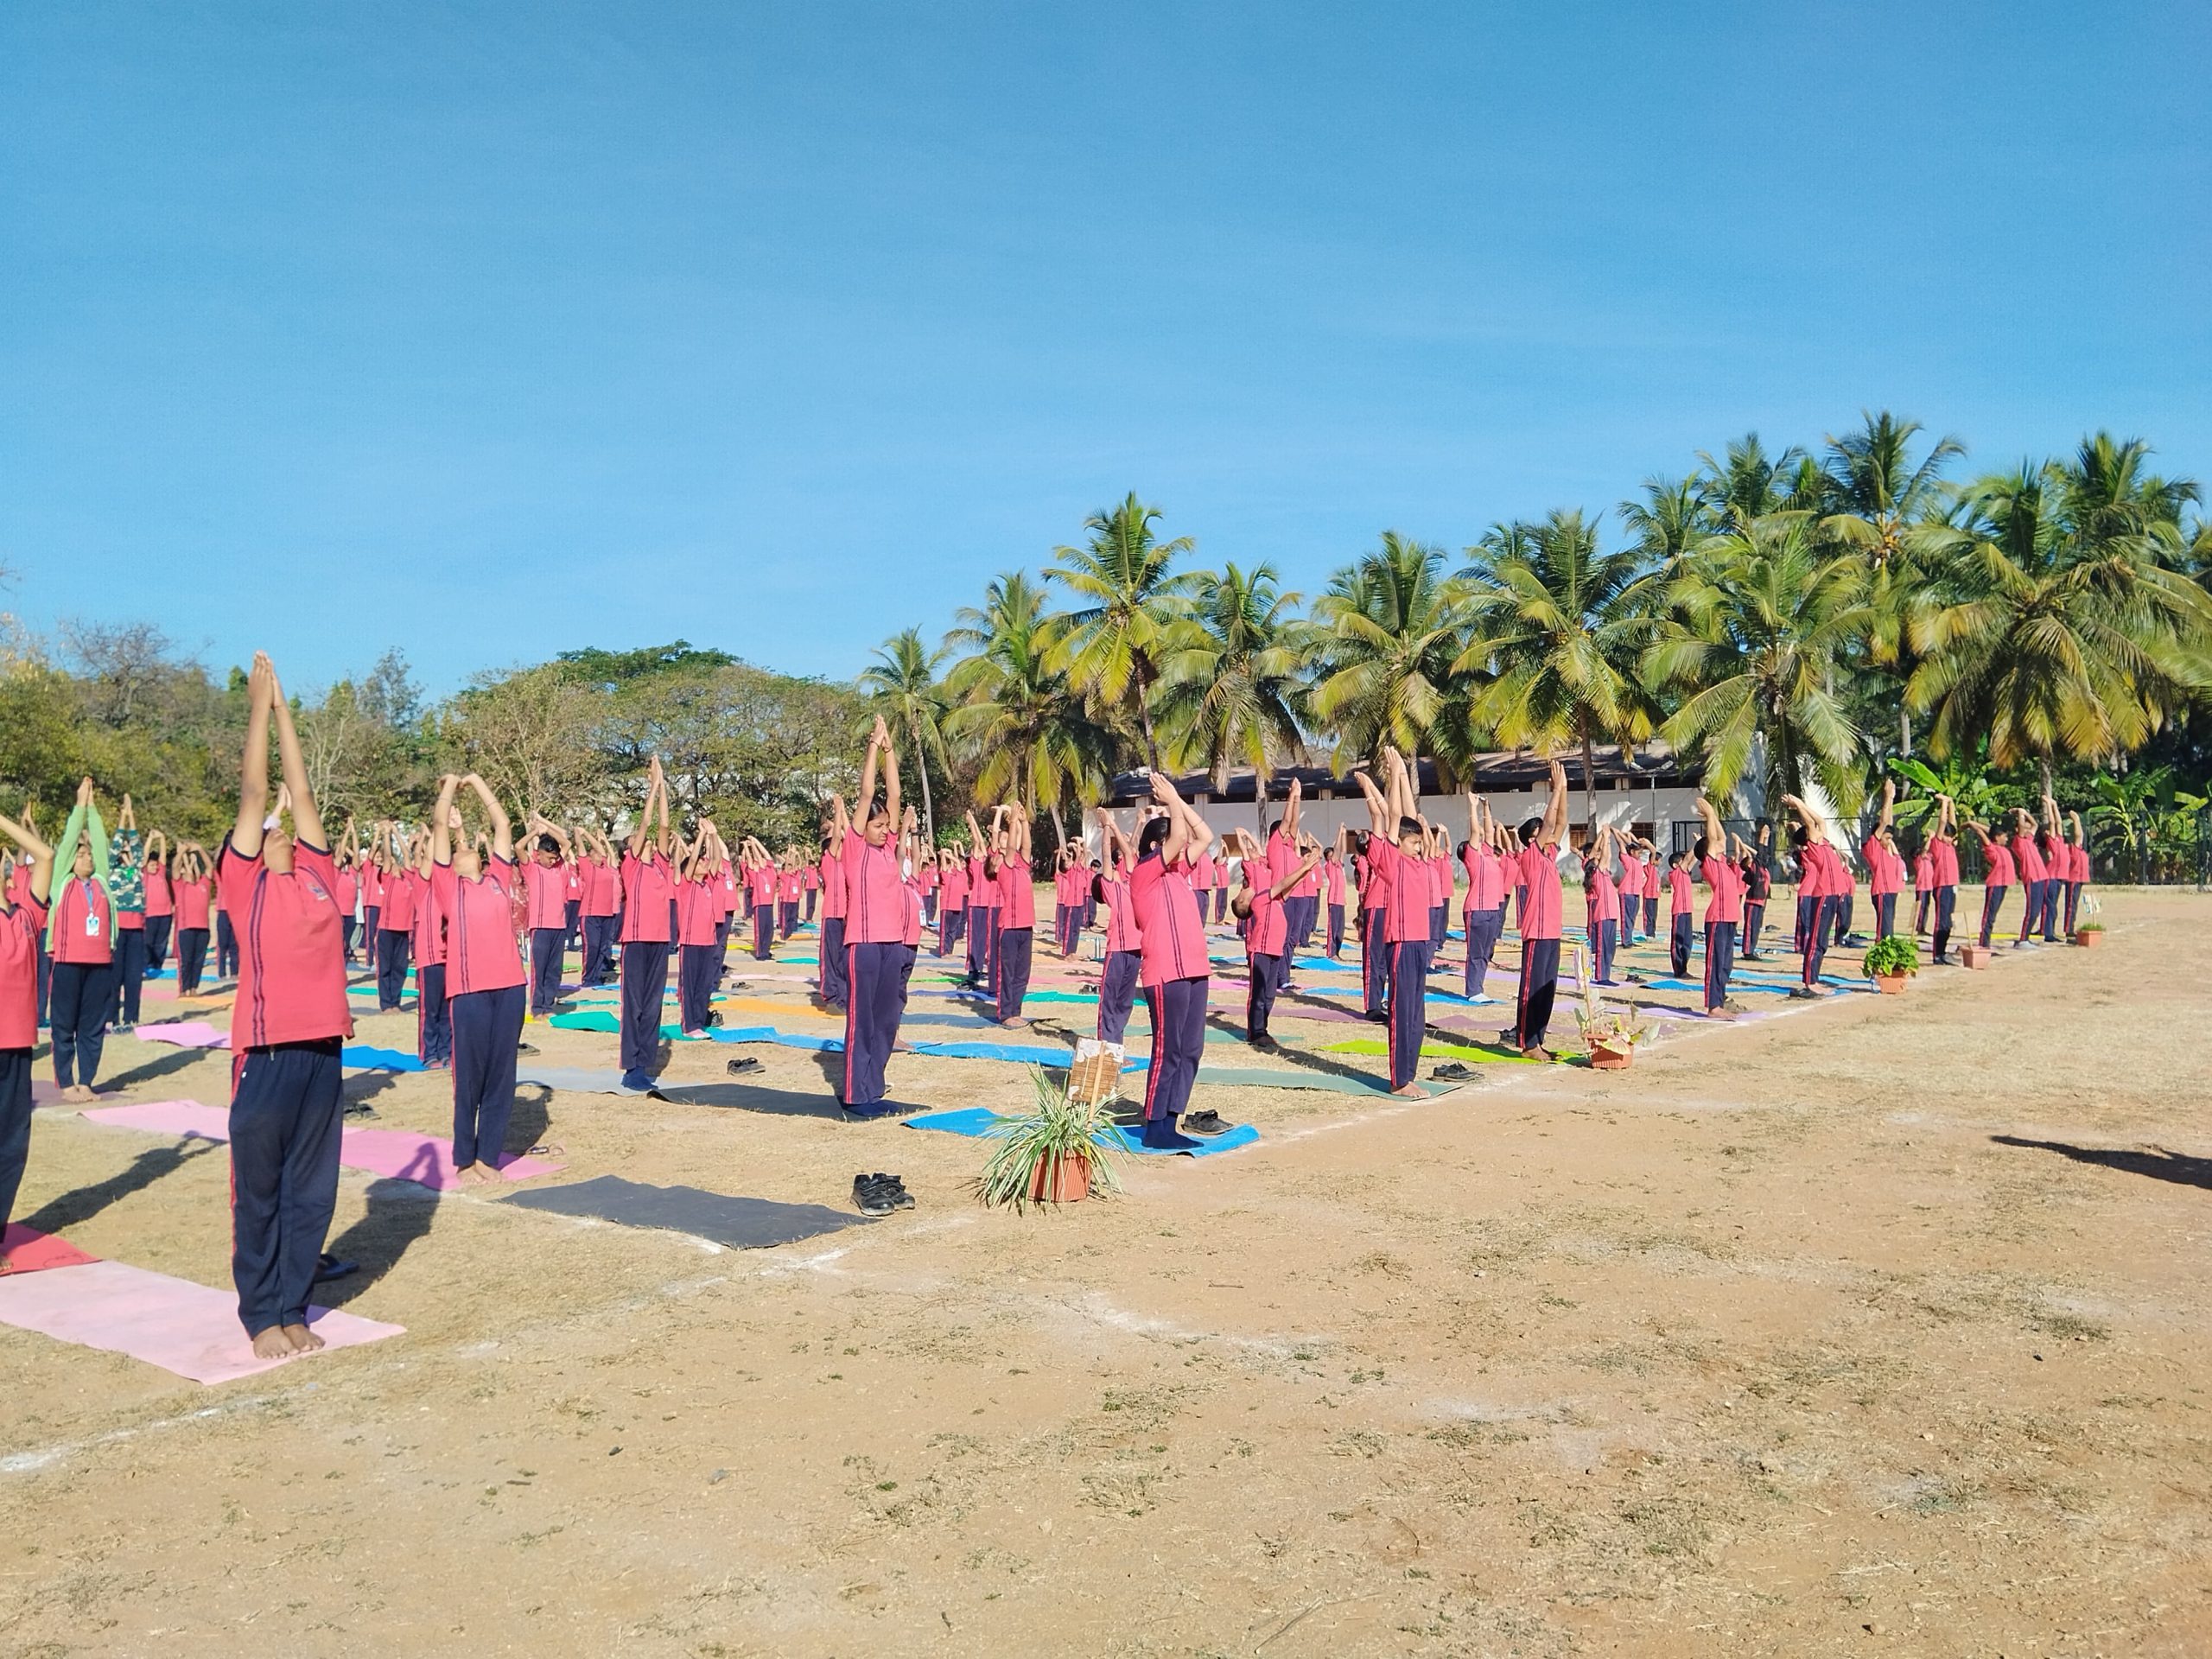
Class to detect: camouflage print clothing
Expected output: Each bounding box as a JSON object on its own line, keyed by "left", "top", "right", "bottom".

{"left": 108, "top": 827, "right": 146, "bottom": 914}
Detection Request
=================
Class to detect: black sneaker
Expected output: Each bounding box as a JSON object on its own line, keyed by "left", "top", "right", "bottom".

{"left": 1788, "top": 986, "right": 1818, "bottom": 1000}
{"left": 725, "top": 1057, "right": 764, "bottom": 1076}
{"left": 853, "top": 1174, "right": 897, "bottom": 1216}
{"left": 1432, "top": 1062, "right": 1476, "bottom": 1082}
{"left": 1181, "top": 1109, "right": 1230, "bottom": 1136}
{"left": 877, "top": 1173, "right": 918, "bottom": 1210}
{"left": 516, "top": 1041, "right": 539, "bottom": 1055}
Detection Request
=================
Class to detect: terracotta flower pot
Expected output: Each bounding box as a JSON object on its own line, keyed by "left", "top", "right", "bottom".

{"left": 1958, "top": 944, "right": 1991, "bottom": 969}
{"left": 2074, "top": 930, "right": 2103, "bottom": 949}
{"left": 1589, "top": 1042, "right": 1634, "bottom": 1071}
{"left": 1027, "top": 1151, "right": 1090, "bottom": 1205}
{"left": 1873, "top": 972, "right": 1907, "bottom": 995}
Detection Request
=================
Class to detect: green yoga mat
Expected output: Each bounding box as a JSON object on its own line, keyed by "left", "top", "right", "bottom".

{"left": 548, "top": 1010, "right": 707, "bottom": 1041}
{"left": 1322, "top": 1037, "right": 1542, "bottom": 1064}
{"left": 1192, "top": 1066, "right": 1458, "bottom": 1097}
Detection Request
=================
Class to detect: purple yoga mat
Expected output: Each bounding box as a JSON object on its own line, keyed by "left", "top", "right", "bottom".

{"left": 0, "top": 1259, "right": 402, "bottom": 1383}
{"left": 80, "top": 1102, "right": 563, "bottom": 1192}
{"left": 133, "top": 1020, "right": 232, "bottom": 1049}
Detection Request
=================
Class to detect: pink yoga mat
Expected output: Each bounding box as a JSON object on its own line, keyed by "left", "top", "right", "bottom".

{"left": 134, "top": 1020, "right": 232, "bottom": 1049}
{"left": 0, "top": 1225, "right": 99, "bottom": 1274}
{"left": 80, "top": 1101, "right": 564, "bottom": 1192}
{"left": 0, "top": 1259, "right": 402, "bottom": 1383}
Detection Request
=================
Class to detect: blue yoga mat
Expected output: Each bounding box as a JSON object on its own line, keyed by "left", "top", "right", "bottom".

{"left": 342, "top": 1045, "right": 423, "bottom": 1072}
{"left": 903, "top": 1105, "right": 1259, "bottom": 1157}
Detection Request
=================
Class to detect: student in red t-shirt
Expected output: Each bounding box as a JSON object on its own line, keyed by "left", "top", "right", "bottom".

{"left": 1351, "top": 749, "right": 1440, "bottom": 1094}
{"left": 936, "top": 843, "right": 969, "bottom": 959}
{"left": 1691, "top": 797, "right": 1747, "bottom": 1016}
{"left": 1963, "top": 816, "right": 2016, "bottom": 950}
{"left": 1323, "top": 832, "right": 1351, "bottom": 960}
{"left": 1504, "top": 759, "right": 1570, "bottom": 1058}
{"left": 802, "top": 861, "right": 820, "bottom": 924}
{"left": 221, "top": 652, "right": 353, "bottom": 1359}
{"left": 617, "top": 758, "right": 677, "bottom": 1093}
{"left": 816, "top": 827, "right": 850, "bottom": 1009}
{"left": 1228, "top": 827, "right": 1320, "bottom": 1050}
{"left": 397, "top": 824, "right": 450, "bottom": 1068}
{"left": 371, "top": 823, "right": 416, "bottom": 1013}
{"left": 737, "top": 837, "right": 777, "bottom": 963}
{"left": 331, "top": 822, "right": 363, "bottom": 966}
{"left": 1130, "top": 771, "right": 1214, "bottom": 1147}
{"left": 45, "top": 777, "right": 116, "bottom": 1103}
{"left": 0, "top": 806, "right": 54, "bottom": 1239}
{"left": 427, "top": 774, "right": 529, "bottom": 1183}
{"left": 1781, "top": 793, "right": 1847, "bottom": 995}
{"left": 1862, "top": 780, "right": 1905, "bottom": 938}
{"left": 1664, "top": 850, "right": 1696, "bottom": 979}
{"left": 989, "top": 803, "right": 1036, "bottom": 1027}
{"left": 142, "top": 827, "right": 175, "bottom": 977}
{"left": 519, "top": 817, "right": 575, "bottom": 1017}
{"left": 1459, "top": 798, "right": 1509, "bottom": 998}
{"left": 1088, "top": 814, "right": 1141, "bottom": 1046}
{"left": 1924, "top": 795, "right": 1961, "bottom": 963}
{"left": 838, "top": 718, "right": 911, "bottom": 1116}
{"left": 1741, "top": 823, "right": 1773, "bottom": 958}
{"left": 776, "top": 856, "right": 803, "bottom": 941}
{"left": 961, "top": 817, "right": 998, "bottom": 995}
{"left": 2062, "top": 809, "right": 2090, "bottom": 934}
{"left": 673, "top": 823, "right": 730, "bottom": 1034}
{"left": 575, "top": 828, "right": 623, "bottom": 988}
{"left": 1583, "top": 824, "right": 1625, "bottom": 987}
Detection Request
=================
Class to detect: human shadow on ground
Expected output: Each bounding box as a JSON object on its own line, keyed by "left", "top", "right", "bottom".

{"left": 316, "top": 1176, "right": 440, "bottom": 1306}
{"left": 1991, "top": 1135, "right": 2212, "bottom": 1192}
{"left": 92, "top": 1046, "right": 214, "bottom": 1092}
{"left": 505, "top": 1083, "right": 552, "bottom": 1155}
{"left": 17, "top": 1138, "right": 220, "bottom": 1236}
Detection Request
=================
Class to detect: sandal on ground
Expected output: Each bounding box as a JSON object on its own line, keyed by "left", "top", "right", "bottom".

{"left": 725, "top": 1057, "right": 764, "bottom": 1076}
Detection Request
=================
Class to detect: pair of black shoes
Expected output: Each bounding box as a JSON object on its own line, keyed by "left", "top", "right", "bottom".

{"left": 854, "top": 1173, "right": 914, "bottom": 1216}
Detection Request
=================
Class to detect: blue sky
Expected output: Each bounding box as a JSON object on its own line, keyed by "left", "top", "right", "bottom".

{"left": 4, "top": 2, "right": 2206, "bottom": 696}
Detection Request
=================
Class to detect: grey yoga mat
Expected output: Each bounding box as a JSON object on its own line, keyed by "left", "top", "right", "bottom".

{"left": 499, "top": 1175, "right": 874, "bottom": 1249}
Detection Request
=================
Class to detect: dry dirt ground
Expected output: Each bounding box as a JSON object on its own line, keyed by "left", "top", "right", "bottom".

{"left": 3, "top": 888, "right": 2209, "bottom": 1658}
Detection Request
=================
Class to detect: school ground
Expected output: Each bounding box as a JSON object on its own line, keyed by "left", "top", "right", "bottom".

{"left": 3, "top": 887, "right": 2209, "bottom": 1658}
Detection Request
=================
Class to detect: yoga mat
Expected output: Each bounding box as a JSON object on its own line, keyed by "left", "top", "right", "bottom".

{"left": 705, "top": 1027, "right": 841, "bottom": 1053}
{"left": 910, "top": 1039, "right": 1077, "bottom": 1064}
{"left": 499, "top": 1176, "right": 873, "bottom": 1249}
{"left": 134, "top": 1020, "right": 230, "bottom": 1049}
{"left": 514, "top": 1065, "right": 650, "bottom": 1096}
{"left": 80, "top": 1102, "right": 563, "bottom": 1190}
{"left": 1192, "top": 1065, "right": 1457, "bottom": 1097}
{"left": 1322, "top": 1037, "right": 1541, "bottom": 1064}
{"left": 547, "top": 1011, "right": 709, "bottom": 1041}
{"left": 0, "top": 1224, "right": 99, "bottom": 1274}
{"left": 343, "top": 1046, "right": 426, "bottom": 1073}
{"left": 903, "top": 1106, "right": 1261, "bottom": 1158}
{"left": 0, "top": 1259, "right": 403, "bottom": 1382}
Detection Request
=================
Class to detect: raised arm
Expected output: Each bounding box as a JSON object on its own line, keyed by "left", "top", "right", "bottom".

{"left": 880, "top": 720, "right": 901, "bottom": 833}
{"left": 0, "top": 810, "right": 54, "bottom": 906}
{"left": 1693, "top": 794, "right": 1723, "bottom": 852}
{"left": 465, "top": 774, "right": 512, "bottom": 861}
{"left": 263, "top": 658, "right": 325, "bottom": 849}
{"left": 856, "top": 718, "right": 887, "bottom": 824}
{"left": 231, "top": 655, "right": 277, "bottom": 859}
{"left": 1541, "top": 756, "right": 1569, "bottom": 849}
{"left": 1877, "top": 777, "right": 1896, "bottom": 834}
{"left": 1778, "top": 792, "right": 1827, "bottom": 843}
{"left": 1351, "top": 766, "right": 1390, "bottom": 836}
{"left": 431, "top": 774, "right": 461, "bottom": 865}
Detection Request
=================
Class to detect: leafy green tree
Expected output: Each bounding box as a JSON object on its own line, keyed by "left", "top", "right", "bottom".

{"left": 858, "top": 628, "right": 950, "bottom": 843}
{"left": 1459, "top": 508, "right": 1653, "bottom": 829}
{"left": 1645, "top": 516, "right": 1875, "bottom": 818}
{"left": 1046, "top": 493, "right": 1195, "bottom": 769}
{"left": 1154, "top": 562, "right": 1307, "bottom": 794}
{"left": 1308, "top": 532, "right": 1471, "bottom": 780}
{"left": 946, "top": 573, "right": 1115, "bottom": 820}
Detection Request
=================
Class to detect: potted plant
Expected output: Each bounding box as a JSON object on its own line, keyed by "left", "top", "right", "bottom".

{"left": 2074, "top": 921, "right": 2105, "bottom": 949}
{"left": 1957, "top": 942, "right": 1993, "bottom": 969}
{"left": 977, "top": 1065, "right": 1128, "bottom": 1212}
{"left": 1572, "top": 944, "right": 1649, "bottom": 1069}
{"left": 1861, "top": 934, "right": 1919, "bottom": 994}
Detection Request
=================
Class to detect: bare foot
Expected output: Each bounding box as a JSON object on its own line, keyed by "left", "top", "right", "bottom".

{"left": 61, "top": 1084, "right": 92, "bottom": 1104}
{"left": 283, "top": 1322, "right": 325, "bottom": 1352}
{"left": 1000, "top": 1017, "right": 1028, "bottom": 1030}
{"left": 1390, "top": 1083, "right": 1428, "bottom": 1097}
{"left": 456, "top": 1161, "right": 499, "bottom": 1186}
{"left": 251, "top": 1325, "right": 297, "bottom": 1359}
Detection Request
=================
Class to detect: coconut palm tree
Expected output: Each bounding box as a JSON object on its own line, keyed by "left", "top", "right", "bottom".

{"left": 1307, "top": 532, "right": 1473, "bottom": 782}
{"left": 1154, "top": 562, "right": 1307, "bottom": 793}
{"left": 1458, "top": 508, "right": 1654, "bottom": 830}
{"left": 1694, "top": 434, "right": 1812, "bottom": 531}
{"left": 858, "top": 627, "right": 950, "bottom": 844}
{"left": 1046, "top": 492, "right": 1196, "bottom": 769}
{"left": 1906, "top": 464, "right": 2212, "bottom": 793}
{"left": 1644, "top": 516, "right": 1877, "bottom": 819}
{"left": 944, "top": 572, "right": 1116, "bottom": 823}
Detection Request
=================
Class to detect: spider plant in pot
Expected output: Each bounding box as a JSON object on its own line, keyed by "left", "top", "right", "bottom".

{"left": 976, "top": 1065, "right": 1128, "bottom": 1212}
{"left": 1572, "top": 942, "right": 1649, "bottom": 1070}
{"left": 1861, "top": 933, "right": 1918, "bottom": 993}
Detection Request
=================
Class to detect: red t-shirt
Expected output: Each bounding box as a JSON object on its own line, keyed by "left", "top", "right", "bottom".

{"left": 1243, "top": 873, "right": 1287, "bottom": 958}
{"left": 901, "top": 876, "right": 925, "bottom": 948}
{"left": 1863, "top": 837, "right": 1900, "bottom": 895}
{"left": 1357, "top": 851, "right": 1388, "bottom": 914}
{"left": 0, "top": 895, "right": 48, "bottom": 1048}
{"left": 939, "top": 864, "right": 968, "bottom": 911}
{"left": 1130, "top": 853, "right": 1208, "bottom": 987}
{"left": 967, "top": 856, "right": 993, "bottom": 911}
{"left": 1364, "top": 841, "right": 1431, "bottom": 945}
{"left": 675, "top": 877, "right": 723, "bottom": 948}
{"left": 998, "top": 855, "right": 1036, "bottom": 931}
{"left": 175, "top": 877, "right": 213, "bottom": 931}
{"left": 1912, "top": 852, "right": 1935, "bottom": 893}
{"left": 410, "top": 869, "right": 445, "bottom": 969}
{"left": 221, "top": 839, "right": 353, "bottom": 1049}
{"left": 1585, "top": 864, "right": 1621, "bottom": 926}
{"left": 1931, "top": 836, "right": 1960, "bottom": 887}
{"left": 433, "top": 859, "right": 527, "bottom": 995}
{"left": 1191, "top": 852, "right": 1218, "bottom": 892}
{"left": 842, "top": 830, "right": 906, "bottom": 945}
{"left": 777, "top": 868, "right": 802, "bottom": 903}
{"left": 362, "top": 866, "right": 386, "bottom": 908}
{"left": 1701, "top": 855, "right": 1745, "bottom": 926}
{"left": 2014, "top": 836, "right": 2048, "bottom": 884}
{"left": 802, "top": 867, "right": 820, "bottom": 893}
{"left": 745, "top": 864, "right": 777, "bottom": 906}
{"left": 1667, "top": 868, "right": 1694, "bottom": 914}
{"left": 143, "top": 866, "right": 175, "bottom": 919}
{"left": 1516, "top": 843, "right": 1564, "bottom": 941}
{"left": 50, "top": 877, "right": 114, "bottom": 965}
{"left": 620, "top": 852, "right": 676, "bottom": 944}
{"left": 1641, "top": 856, "right": 1662, "bottom": 899}
{"left": 1097, "top": 866, "right": 1140, "bottom": 954}
{"left": 1984, "top": 842, "right": 2016, "bottom": 887}
{"left": 1466, "top": 845, "right": 1506, "bottom": 912}
{"left": 524, "top": 861, "right": 569, "bottom": 931}
{"left": 379, "top": 868, "right": 416, "bottom": 932}
{"left": 582, "top": 857, "right": 621, "bottom": 918}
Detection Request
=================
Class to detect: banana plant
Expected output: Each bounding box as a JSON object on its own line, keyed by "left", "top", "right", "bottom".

{"left": 1885, "top": 755, "right": 2005, "bottom": 829}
